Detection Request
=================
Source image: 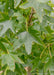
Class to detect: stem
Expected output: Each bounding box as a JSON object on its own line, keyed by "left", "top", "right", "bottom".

{"left": 4, "top": 66, "right": 8, "bottom": 75}
{"left": 28, "top": 8, "right": 34, "bottom": 26}
{"left": 27, "top": 67, "right": 31, "bottom": 75}
{"left": 27, "top": 72, "right": 31, "bottom": 75}
{"left": 0, "top": 71, "right": 3, "bottom": 75}
{"left": 48, "top": 46, "right": 52, "bottom": 58}
{"left": 26, "top": 19, "right": 28, "bottom": 32}
{"left": 47, "top": 69, "right": 51, "bottom": 75}
{"left": 40, "top": 47, "right": 46, "bottom": 58}
{"left": 26, "top": 8, "right": 35, "bottom": 32}
{"left": 25, "top": 66, "right": 31, "bottom": 75}
{"left": 36, "top": 69, "right": 39, "bottom": 75}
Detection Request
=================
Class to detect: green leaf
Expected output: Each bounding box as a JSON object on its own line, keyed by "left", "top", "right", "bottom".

{"left": 1, "top": 54, "right": 15, "bottom": 71}
{"left": 20, "top": 0, "right": 52, "bottom": 22}
{"left": 44, "top": 57, "right": 54, "bottom": 74}
{"left": 0, "top": 54, "right": 23, "bottom": 71}
{"left": 0, "top": 20, "right": 15, "bottom": 36}
{"left": 11, "top": 54, "right": 24, "bottom": 64}
{"left": 0, "top": 3, "right": 5, "bottom": 12}
{"left": 0, "top": 37, "right": 10, "bottom": 53}
{"left": 0, "top": 12, "right": 9, "bottom": 22}
{"left": 12, "top": 11, "right": 25, "bottom": 32}
{"left": 13, "top": 31, "right": 42, "bottom": 54}
{"left": 0, "top": 0, "right": 54, "bottom": 74}
{"left": 14, "top": 0, "right": 21, "bottom": 8}
{"left": 6, "top": 70, "right": 16, "bottom": 75}
{"left": 37, "top": 0, "right": 50, "bottom": 3}
{"left": 0, "top": 42, "right": 7, "bottom": 53}
{"left": 13, "top": 11, "right": 25, "bottom": 23}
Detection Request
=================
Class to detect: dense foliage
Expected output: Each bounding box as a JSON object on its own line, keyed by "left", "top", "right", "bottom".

{"left": 0, "top": 0, "right": 54, "bottom": 75}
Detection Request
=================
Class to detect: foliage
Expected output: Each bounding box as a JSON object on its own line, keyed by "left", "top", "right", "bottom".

{"left": 0, "top": 0, "right": 54, "bottom": 75}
